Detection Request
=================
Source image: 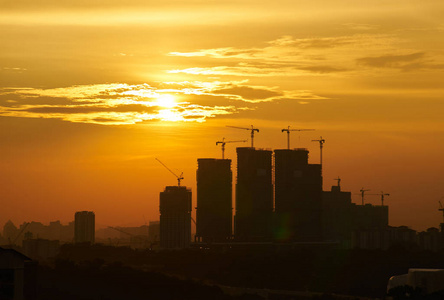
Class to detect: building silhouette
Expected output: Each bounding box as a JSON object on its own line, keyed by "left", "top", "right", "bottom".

{"left": 351, "top": 203, "right": 388, "bottom": 229}
{"left": 74, "top": 211, "right": 95, "bottom": 244}
{"left": 350, "top": 201, "right": 390, "bottom": 249}
{"left": 159, "top": 186, "right": 192, "bottom": 249}
{"left": 0, "top": 247, "right": 35, "bottom": 300}
{"left": 196, "top": 158, "right": 232, "bottom": 242}
{"left": 2, "top": 221, "right": 18, "bottom": 244}
{"left": 274, "top": 148, "right": 322, "bottom": 242}
{"left": 235, "top": 147, "right": 273, "bottom": 241}
{"left": 418, "top": 227, "right": 441, "bottom": 251}
{"left": 322, "top": 183, "right": 353, "bottom": 246}
{"left": 22, "top": 238, "right": 60, "bottom": 261}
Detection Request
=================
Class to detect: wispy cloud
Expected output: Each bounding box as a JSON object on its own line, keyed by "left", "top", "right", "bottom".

{"left": 357, "top": 52, "right": 425, "bottom": 68}
{"left": 356, "top": 52, "right": 444, "bottom": 71}
{"left": 169, "top": 35, "right": 395, "bottom": 59}
{"left": 2, "top": 67, "right": 28, "bottom": 73}
{"left": 167, "top": 34, "right": 399, "bottom": 77}
{"left": 0, "top": 84, "right": 237, "bottom": 125}
{"left": 0, "top": 82, "right": 324, "bottom": 125}
{"left": 342, "top": 23, "right": 379, "bottom": 31}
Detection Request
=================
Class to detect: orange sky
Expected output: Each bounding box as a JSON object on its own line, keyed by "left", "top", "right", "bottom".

{"left": 1, "top": 0, "right": 444, "bottom": 231}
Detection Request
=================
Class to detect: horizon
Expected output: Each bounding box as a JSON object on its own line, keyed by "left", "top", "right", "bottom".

{"left": 1, "top": 0, "right": 444, "bottom": 232}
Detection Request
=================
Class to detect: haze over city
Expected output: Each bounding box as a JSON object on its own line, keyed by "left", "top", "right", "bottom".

{"left": 1, "top": 0, "right": 444, "bottom": 232}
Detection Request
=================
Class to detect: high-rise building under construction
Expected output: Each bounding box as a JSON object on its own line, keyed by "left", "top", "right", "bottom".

{"left": 274, "top": 148, "right": 322, "bottom": 241}
{"left": 196, "top": 158, "right": 232, "bottom": 242}
{"left": 322, "top": 183, "right": 353, "bottom": 244}
{"left": 159, "top": 186, "right": 192, "bottom": 249}
{"left": 235, "top": 147, "right": 273, "bottom": 241}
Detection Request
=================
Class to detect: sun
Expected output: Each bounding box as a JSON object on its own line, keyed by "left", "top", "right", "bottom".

{"left": 155, "top": 94, "right": 177, "bottom": 108}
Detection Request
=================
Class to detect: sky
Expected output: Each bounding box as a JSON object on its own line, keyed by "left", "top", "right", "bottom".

{"left": 1, "top": 0, "right": 444, "bottom": 231}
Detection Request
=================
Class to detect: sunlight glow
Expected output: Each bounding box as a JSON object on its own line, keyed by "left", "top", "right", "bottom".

{"left": 155, "top": 94, "right": 177, "bottom": 108}
{"left": 158, "top": 109, "right": 182, "bottom": 122}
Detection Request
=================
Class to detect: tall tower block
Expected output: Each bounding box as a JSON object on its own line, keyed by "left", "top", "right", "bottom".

{"left": 74, "top": 211, "right": 95, "bottom": 244}
{"left": 196, "top": 158, "right": 232, "bottom": 242}
{"left": 159, "top": 186, "right": 192, "bottom": 249}
{"left": 235, "top": 147, "right": 273, "bottom": 241}
{"left": 274, "top": 149, "right": 322, "bottom": 241}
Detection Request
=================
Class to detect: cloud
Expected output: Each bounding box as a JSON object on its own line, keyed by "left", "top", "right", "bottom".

{"left": 0, "top": 81, "right": 327, "bottom": 125}
{"left": 298, "top": 66, "right": 348, "bottom": 73}
{"left": 212, "top": 85, "right": 282, "bottom": 100}
{"left": 168, "top": 63, "right": 346, "bottom": 77}
{"left": 167, "top": 34, "right": 399, "bottom": 78}
{"left": 357, "top": 52, "right": 425, "bottom": 68}
{"left": 1, "top": 0, "right": 219, "bottom": 11}
{"left": 0, "top": 83, "right": 240, "bottom": 125}
{"left": 356, "top": 52, "right": 444, "bottom": 71}
{"left": 18, "top": 104, "right": 156, "bottom": 114}
{"left": 0, "top": 94, "right": 77, "bottom": 107}
{"left": 169, "top": 47, "right": 263, "bottom": 59}
{"left": 342, "top": 23, "right": 379, "bottom": 31}
{"left": 268, "top": 35, "right": 356, "bottom": 49}
{"left": 1, "top": 67, "right": 27, "bottom": 73}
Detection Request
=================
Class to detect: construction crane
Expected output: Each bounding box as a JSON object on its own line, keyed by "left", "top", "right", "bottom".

{"left": 376, "top": 192, "right": 390, "bottom": 206}
{"left": 108, "top": 226, "right": 150, "bottom": 248}
{"left": 11, "top": 222, "right": 29, "bottom": 246}
{"left": 281, "top": 126, "right": 315, "bottom": 149}
{"left": 216, "top": 138, "right": 247, "bottom": 159}
{"left": 359, "top": 188, "right": 371, "bottom": 205}
{"left": 108, "top": 226, "right": 134, "bottom": 237}
{"left": 439, "top": 199, "right": 444, "bottom": 224}
{"left": 155, "top": 158, "right": 184, "bottom": 186}
{"left": 365, "top": 191, "right": 390, "bottom": 206}
{"left": 226, "top": 125, "right": 259, "bottom": 148}
{"left": 311, "top": 136, "right": 325, "bottom": 165}
{"left": 334, "top": 176, "right": 341, "bottom": 188}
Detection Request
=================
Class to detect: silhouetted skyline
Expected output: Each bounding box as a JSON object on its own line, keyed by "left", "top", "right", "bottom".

{"left": 1, "top": 0, "right": 444, "bottom": 234}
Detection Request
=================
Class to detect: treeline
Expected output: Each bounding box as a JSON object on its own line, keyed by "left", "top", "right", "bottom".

{"left": 36, "top": 262, "right": 249, "bottom": 300}
{"left": 50, "top": 244, "right": 444, "bottom": 298}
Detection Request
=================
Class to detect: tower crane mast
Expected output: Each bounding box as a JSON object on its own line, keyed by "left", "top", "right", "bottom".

{"left": 334, "top": 176, "right": 341, "bottom": 188}
{"left": 281, "top": 126, "right": 315, "bottom": 149}
{"left": 366, "top": 191, "right": 390, "bottom": 206}
{"left": 216, "top": 138, "right": 247, "bottom": 159}
{"left": 226, "top": 125, "right": 259, "bottom": 148}
{"left": 439, "top": 199, "right": 444, "bottom": 224}
{"left": 378, "top": 192, "right": 390, "bottom": 206}
{"left": 311, "top": 136, "right": 325, "bottom": 166}
{"left": 359, "top": 188, "right": 371, "bottom": 205}
{"left": 155, "top": 158, "right": 184, "bottom": 186}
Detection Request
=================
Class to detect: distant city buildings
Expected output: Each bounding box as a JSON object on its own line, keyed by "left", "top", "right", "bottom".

{"left": 159, "top": 186, "right": 192, "bottom": 249}
{"left": 22, "top": 238, "right": 60, "bottom": 261}
{"left": 74, "top": 211, "right": 95, "bottom": 244}
{"left": 196, "top": 158, "right": 232, "bottom": 243}
{"left": 2, "top": 221, "right": 18, "bottom": 244}
{"left": 1, "top": 220, "right": 73, "bottom": 247}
